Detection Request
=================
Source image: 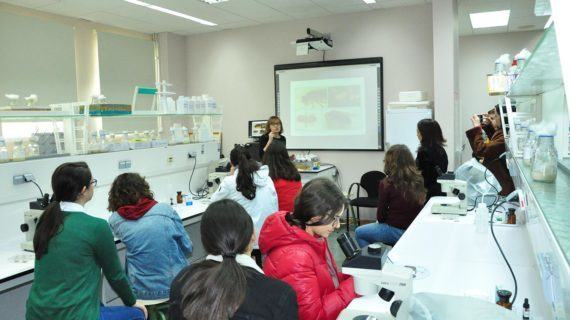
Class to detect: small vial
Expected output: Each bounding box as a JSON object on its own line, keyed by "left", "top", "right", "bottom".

{"left": 522, "top": 298, "right": 530, "bottom": 319}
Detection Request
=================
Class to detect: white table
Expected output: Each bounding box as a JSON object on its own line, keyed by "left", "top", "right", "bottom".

{"left": 339, "top": 197, "right": 550, "bottom": 319}
{"left": 298, "top": 164, "right": 337, "bottom": 184}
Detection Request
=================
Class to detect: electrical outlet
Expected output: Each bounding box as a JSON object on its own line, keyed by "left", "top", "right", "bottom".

{"left": 167, "top": 155, "right": 174, "bottom": 163}
{"left": 118, "top": 160, "right": 132, "bottom": 170}
{"left": 188, "top": 151, "right": 197, "bottom": 158}
{"left": 13, "top": 175, "right": 25, "bottom": 185}
{"left": 201, "top": 144, "right": 205, "bottom": 155}
{"left": 23, "top": 173, "right": 35, "bottom": 182}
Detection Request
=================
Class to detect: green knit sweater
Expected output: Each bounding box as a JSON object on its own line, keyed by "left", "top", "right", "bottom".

{"left": 26, "top": 211, "right": 136, "bottom": 320}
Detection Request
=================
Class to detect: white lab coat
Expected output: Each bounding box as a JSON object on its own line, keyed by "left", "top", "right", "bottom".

{"left": 210, "top": 165, "right": 278, "bottom": 244}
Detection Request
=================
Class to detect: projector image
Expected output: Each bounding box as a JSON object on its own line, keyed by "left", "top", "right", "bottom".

{"left": 295, "top": 28, "right": 332, "bottom": 55}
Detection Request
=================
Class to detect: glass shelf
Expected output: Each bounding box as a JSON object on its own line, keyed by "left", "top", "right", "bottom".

{"left": 0, "top": 111, "right": 223, "bottom": 120}
{"left": 513, "top": 157, "right": 570, "bottom": 263}
{"left": 508, "top": 26, "right": 564, "bottom": 96}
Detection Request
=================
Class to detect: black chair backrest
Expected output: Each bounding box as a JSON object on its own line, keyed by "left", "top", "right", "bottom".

{"left": 360, "top": 171, "right": 386, "bottom": 198}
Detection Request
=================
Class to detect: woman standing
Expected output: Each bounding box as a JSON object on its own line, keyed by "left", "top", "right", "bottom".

{"left": 259, "top": 178, "right": 356, "bottom": 320}
{"left": 169, "top": 199, "right": 298, "bottom": 320}
{"left": 355, "top": 145, "right": 426, "bottom": 247}
{"left": 416, "top": 119, "right": 449, "bottom": 200}
{"left": 259, "top": 116, "right": 286, "bottom": 159}
{"left": 26, "top": 162, "right": 146, "bottom": 320}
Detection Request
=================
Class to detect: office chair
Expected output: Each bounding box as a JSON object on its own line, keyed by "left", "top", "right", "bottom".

{"left": 346, "top": 171, "right": 386, "bottom": 231}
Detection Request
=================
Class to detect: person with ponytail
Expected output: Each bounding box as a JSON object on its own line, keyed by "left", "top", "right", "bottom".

{"left": 355, "top": 145, "right": 426, "bottom": 247}
{"left": 168, "top": 199, "right": 298, "bottom": 320}
{"left": 108, "top": 173, "right": 192, "bottom": 300}
{"left": 211, "top": 145, "right": 278, "bottom": 245}
{"left": 26, "top": 162, "right": 147, "bottom": 320}
{"left": 259, "top": 178, "right": 357, "bottom": 320}
{"left": 262, "top": 142, "right": 302, "bottom": 212}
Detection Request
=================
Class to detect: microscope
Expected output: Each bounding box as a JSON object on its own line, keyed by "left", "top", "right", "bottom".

{"left": 337, "top": 234, "right": 414, "bottom": 319}
{"left": 430, "top": 172, "right": 468, "bottom": 215}
{"left": 20, "top": 194, "right": 49, "bottom": 252}
{"left": 206, "top": 158, "right": 230, "bottom": 196}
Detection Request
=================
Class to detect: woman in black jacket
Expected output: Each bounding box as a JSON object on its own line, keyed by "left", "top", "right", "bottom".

{"left": 259, "top": 116, "right": 286, "bottom": 159}
{"left": 169, "top": 199, "right": 298, "bottom": 320}
{"left": 416, "top": 119, "right": 449, "bottom": 200}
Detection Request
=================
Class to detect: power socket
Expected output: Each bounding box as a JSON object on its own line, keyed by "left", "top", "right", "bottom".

{"left": 188, "top": 152, "right": 197, "bottom": 158}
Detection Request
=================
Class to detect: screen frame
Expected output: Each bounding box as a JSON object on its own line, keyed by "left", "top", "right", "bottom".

{"left": 248, "top": 119, "right": 268, "bottom": 139}
{"left": 274, "top": 57, "right": 384, "bottom": 151}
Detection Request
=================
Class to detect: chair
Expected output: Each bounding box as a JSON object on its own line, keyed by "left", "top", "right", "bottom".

{"left": 137, "top": 299, "right": 169, "bottom": 320}
{"left": 346, "top": 171, "right": 386, "bottom": 231}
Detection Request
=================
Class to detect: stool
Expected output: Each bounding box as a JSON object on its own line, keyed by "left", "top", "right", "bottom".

{"left": 137, "top": 299, "right": 169, "bottom": 320}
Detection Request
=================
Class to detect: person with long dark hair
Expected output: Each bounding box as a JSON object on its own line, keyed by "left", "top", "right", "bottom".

{"left": 108, "top": 173, "right": 192, "bottom": 301}
{"left": 259, "top": 178, "right": 357, "bottom": 320}
{"left": 262, "top": 142, "right": 302, "bottom": 212}
{"left": 416, "top": 119, "right": 449, "bottom": 200}
{"left": 211, "top": 145, "right": 278, "bottom": 243}
{"left": 355, "top": 145, "right": 426, "bottom": 247}
{"left": 169, "top": 199, "right": 298, "bottom": 320}
{"left": 466, "top": 105, "right": 515, "bottom": 196}
{"left": 26, "top": 162, "right": 147, "bottom": 320}
{"left": 259, "top": 116, "right": 286, "bottom": 159}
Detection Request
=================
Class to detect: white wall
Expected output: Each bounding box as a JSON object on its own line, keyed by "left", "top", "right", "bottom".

{"left": 185, "top": 5, "right": 434, "bottom": 217}
{"left": 458, "top": 30, "right": 542, "bottom": 162}
{"left": 158, "top": 32, "right": 188, "bottom": 97}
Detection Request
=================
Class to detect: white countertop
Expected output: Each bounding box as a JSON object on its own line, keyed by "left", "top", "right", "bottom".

{"left": 0, "top": 199, "right": 210, "bottom": 289}
{"left": 341, "top": 197, "right": 550, "bottom": 319}
{"left": 298, "top": 164, "right": 335, "bottom": 173}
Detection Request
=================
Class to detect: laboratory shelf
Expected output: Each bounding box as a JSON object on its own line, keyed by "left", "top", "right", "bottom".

{"left": 508, "top": 26, "right": 564, "bottom": 97}
{"left": 514, "top": 157, "right": 570, "bottom": 263}
{"left": 0, "top": 111, "right": 222, "bottom": 120}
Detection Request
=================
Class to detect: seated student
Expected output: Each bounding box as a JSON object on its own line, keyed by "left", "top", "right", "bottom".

{"left": 259, "top": 178, "right": 357, "bottom": 320}
{"left": 262, "top": 142, "right": 302, "bottom": 212}
{"left": 211, "top": 145, "right": 278, "bottom": 242}
{"left": 26, "top": 162, "right": 146, "bottom": 320}
{"left": 466, "top": 105, "right": 515, "bottom": 196}
{"left": 355, "top": 145, "right": 426, "bottom": 247}
{"left": 416, "top": 119, "right": 449, "bottom": 200}
{"left": 169, "top": 199, "right": 298, "bottom": 320}
{"left": 108, "top": 173, "right": 193, "bottom": 301}
{"left": 259, "top": 116, "right": 286, "bottom": 159}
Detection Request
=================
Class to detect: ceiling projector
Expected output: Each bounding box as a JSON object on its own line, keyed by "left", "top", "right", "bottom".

{"left": 295, "top": 28, "right": 332, "bottom": 55}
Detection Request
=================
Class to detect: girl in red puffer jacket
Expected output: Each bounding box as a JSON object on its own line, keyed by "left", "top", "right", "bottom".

{"left": 259, "top": 178, "right": 357, "bottom": 320}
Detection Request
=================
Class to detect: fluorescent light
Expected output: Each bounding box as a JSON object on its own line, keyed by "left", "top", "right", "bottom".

{"left": 362, "top": 0, "right": 376, "bottom": 4}
{"left": 124, "top": 0, "right": 217, "bottom": 26}
{"left": 201, "top": 0, "right": 229, "bottom": 3}
{"left": 544, "top": 16, "right": 553, "bottom": 29}
{"left": 469, "top": 10, "right": 510, "bottom": 29}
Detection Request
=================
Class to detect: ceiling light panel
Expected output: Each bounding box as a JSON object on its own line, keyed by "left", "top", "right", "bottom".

{"left": 469, "top": 10, "right": 510, "bottom": 29}
{"left": 124, "top": 0, "right": 217, "bottom": 26}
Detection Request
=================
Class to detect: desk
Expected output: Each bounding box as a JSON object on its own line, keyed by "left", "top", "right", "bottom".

{"left": 298, "top": 164, "right": 337, "bottom": 184}
{"left": 339, "top": 197, "right": 551, "bottom": 319}
{"left": 0, "top": 200, "right": 210, "bottom": 319}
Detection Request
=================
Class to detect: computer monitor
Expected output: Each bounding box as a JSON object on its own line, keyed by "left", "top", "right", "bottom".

{"left": 248, "top": 120, "right": 267, "bottom": 139}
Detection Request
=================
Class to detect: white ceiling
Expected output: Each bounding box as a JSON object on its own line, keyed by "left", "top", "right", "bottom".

{"left": 0, "top": 0, "right": 549, "bottom": 36}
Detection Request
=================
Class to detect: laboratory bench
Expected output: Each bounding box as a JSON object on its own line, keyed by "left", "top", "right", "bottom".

{"left": 0, "top": 199, "right": 210, "bottom": 319}
{"left": 340, "top": 197, "right": 551, "bottom": 319}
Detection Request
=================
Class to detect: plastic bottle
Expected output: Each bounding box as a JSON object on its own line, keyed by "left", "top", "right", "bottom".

{"left": 0, "top": 137, "right": 9, "bottom": 162}
{"left": 475, "top": 203, "right": 489, "bottom": 233}
{"left": 531, "top": 135, "right": 557, "bottom": 182}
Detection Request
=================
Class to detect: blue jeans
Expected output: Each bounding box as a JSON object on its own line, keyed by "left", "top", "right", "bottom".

{"left": 100, "top": 305, "right": 145, "bottom": 320}
{"left": 355, "top": 222, "right": 405, "bottom": 247}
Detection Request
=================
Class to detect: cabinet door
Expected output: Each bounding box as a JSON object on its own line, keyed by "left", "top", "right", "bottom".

{"left": 185, "top": 221, "right": 205, "bottom": 263}
{"left": 0, "top": 279, "right": 32, "bottom": 319}
{"left": 101, "top": 245, "right": 126, "bottom": 306}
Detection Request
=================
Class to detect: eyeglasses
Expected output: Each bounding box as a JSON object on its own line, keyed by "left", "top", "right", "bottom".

{"left": 91, "top": 179, "right": 98, "bottom": 187}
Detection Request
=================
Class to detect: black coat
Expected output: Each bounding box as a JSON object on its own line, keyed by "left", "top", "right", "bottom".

{"left": 169, "top": 264, "right": 298, "bottom": 320}
{"left": 259, "top": 133, "right": 286, "bottom": 160}
{"left": 416, "top": 144, "right": 449, "bottom": 200}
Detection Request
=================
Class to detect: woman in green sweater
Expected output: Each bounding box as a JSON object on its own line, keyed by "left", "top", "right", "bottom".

{"left": 26, "top": 162, "right": 147, "bottom": 320}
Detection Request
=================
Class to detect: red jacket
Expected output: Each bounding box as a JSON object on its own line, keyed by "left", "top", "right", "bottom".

{"left": 273, "top": 178, "right": 302, "bottom": 212}
{"left": 259, "top": 211, "right": 356, "bottom": 320}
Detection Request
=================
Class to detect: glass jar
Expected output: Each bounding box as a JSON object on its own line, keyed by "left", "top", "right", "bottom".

{"left": 531, "top": 135, "right": 557, "bottom": 182}
{"left": 522, "top": 129, "right": 537, "bottom": 166}
{"left": 0, "top": 137, "right": 9, "bottom": 162}
{"left": 12, "top": 140, "right": 26, "bottom": 161}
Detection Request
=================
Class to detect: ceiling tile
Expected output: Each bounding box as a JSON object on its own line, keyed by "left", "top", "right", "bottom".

{"left": 509, "top": 0, "right": 535, "bottom": 18}
{"left": 377, "top": 0, "right": 425, "bottom": 9}
{"left": 472, "top": 25, "right": 508, "bottom": 35}
{"left": 82, "top": 11, "right": 161, "bottom": 34}
{"left": 213, "top": 0, "right": 287, "bottom": 20}
{"left": 508, "top": 15, "right": 548, "bottom": 32}
{"left": 0, "top": 0, "right": 58, "bottom": 8}
{"left": 35, "top": 0, "right": 123, "bottom": 17}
